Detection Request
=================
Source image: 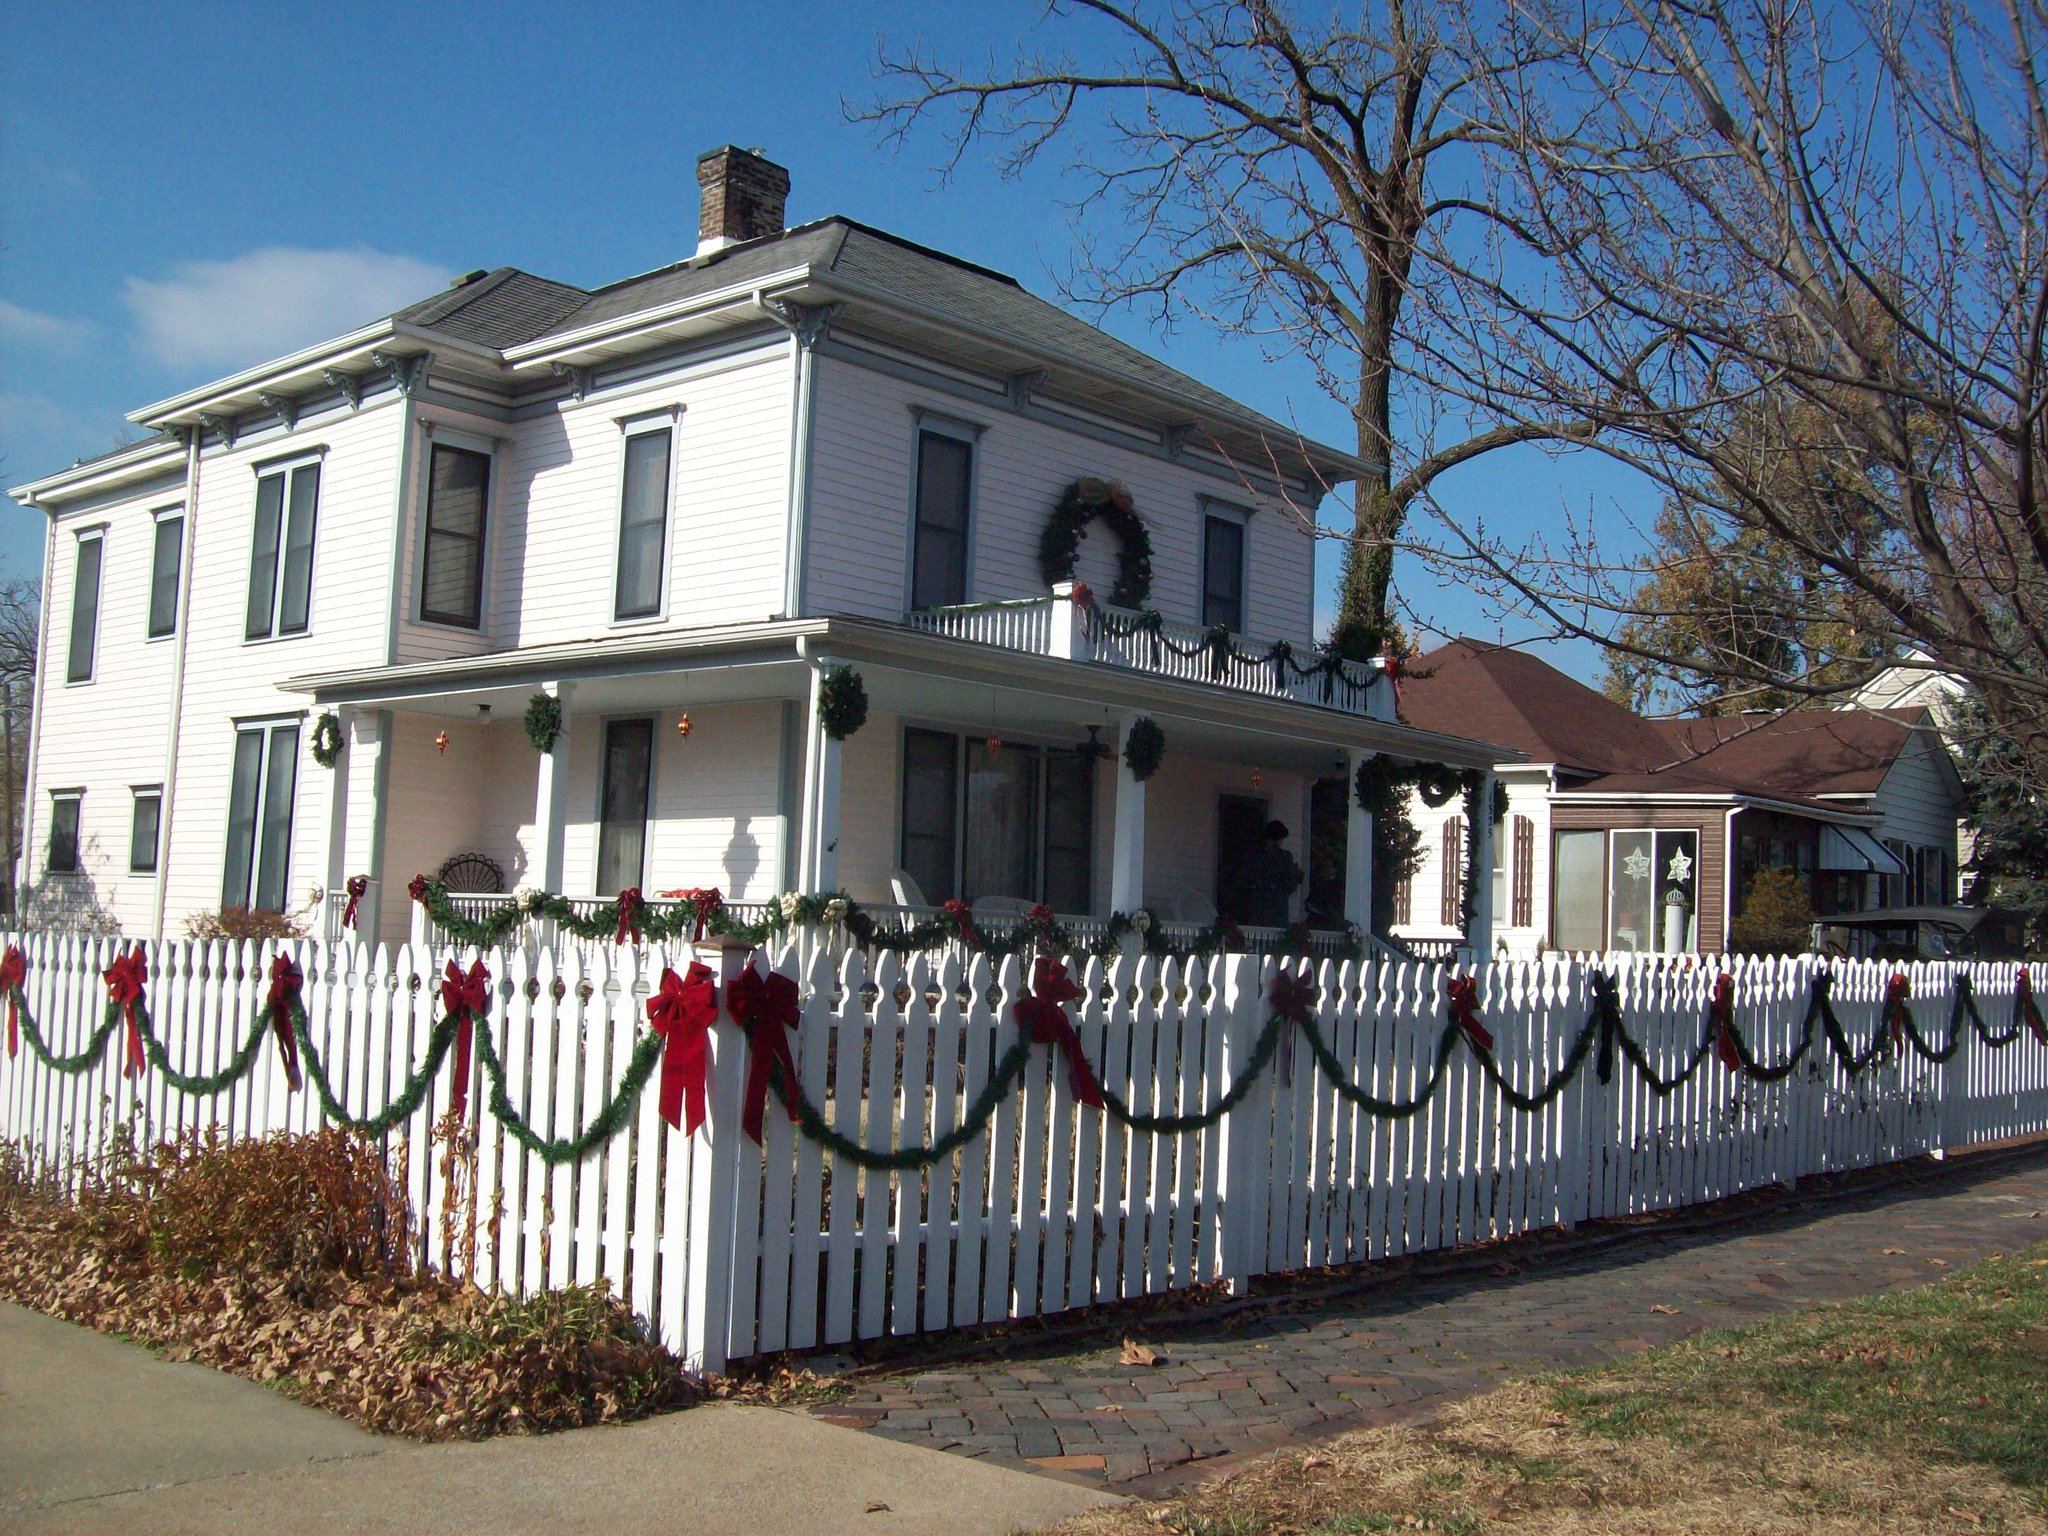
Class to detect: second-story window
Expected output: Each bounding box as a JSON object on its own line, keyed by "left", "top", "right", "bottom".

{"left": 614, "top": 428, "right": 672, "bottom": 621}
{"left": 246, "top": 460, "right": 321, "bottom": 640}
{"left": 420, "top": 444, "right": 490, "bottom": 628}
{"left": 1201, "top": 510, "right": 1246, "bottom": 632}
{"left": 911, "top": 427, "right": 973, "bottom": 610}
{"left": 66, "top": 531, "right": 103, "bottom": 683}
{"left": 148, "top": 512, "right": 183, "bottom": 638}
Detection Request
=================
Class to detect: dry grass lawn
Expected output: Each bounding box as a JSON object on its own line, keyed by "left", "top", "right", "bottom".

{"left": 1048, "top": 1245, "right": 2048, "bottom": 1535}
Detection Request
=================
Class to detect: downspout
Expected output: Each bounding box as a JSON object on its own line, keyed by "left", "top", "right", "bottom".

{"left": 14, "top": 503, "right": 55, "bottom": 920}
{"left": 1722, "top": 805, "right": 1741, "bottom": 954}
{"left": 759, "top": 296, "right": 835, "bottom": 619}
{"left": 150, "top": 425, "right": 203, "bottom": 939}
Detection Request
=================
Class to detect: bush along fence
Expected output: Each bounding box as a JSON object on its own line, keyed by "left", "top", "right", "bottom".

{"left": 4, "top": 929, "right": 2048, "bottom": 1374}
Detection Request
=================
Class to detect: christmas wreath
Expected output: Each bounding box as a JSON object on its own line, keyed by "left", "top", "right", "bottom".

{"left": 524, "top": 693, "right": 563, "bottom": 754}
{"left": 1123, "top": 716, "right": 1165, "bottom": 781}
{"left": 1041, "top": 478, "right": 1153, "bottom": 608}
{"left": 310, "top": 711, "right": 344, "bottom": 769}
{"left": 818, "top": 665, "right": 868, "bottom": 741}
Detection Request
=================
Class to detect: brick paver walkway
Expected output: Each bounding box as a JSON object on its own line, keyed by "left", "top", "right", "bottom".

{"left": 806, "top": 1143, "right": 2048, "bottom": 1492}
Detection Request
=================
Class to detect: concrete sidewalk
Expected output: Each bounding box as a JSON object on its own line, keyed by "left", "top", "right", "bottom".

{"left": 0, "top": 1303, "right": 1117, "bottom": 1536}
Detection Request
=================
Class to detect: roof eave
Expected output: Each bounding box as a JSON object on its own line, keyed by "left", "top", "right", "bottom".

{"left": 9, "top": 437, "right": 189, "bottom": 508}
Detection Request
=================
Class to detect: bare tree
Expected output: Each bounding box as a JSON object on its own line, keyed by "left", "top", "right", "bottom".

{"left": 1414, "top": 0, "right": 2048, "bottom": 770}
{"left": 857, "top": 0, "right": 1600, "bottom": 657}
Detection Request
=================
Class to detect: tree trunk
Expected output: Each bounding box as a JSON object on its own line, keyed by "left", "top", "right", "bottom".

{"left": 1329, "top": 343, "right": 1399, "bottom": 661}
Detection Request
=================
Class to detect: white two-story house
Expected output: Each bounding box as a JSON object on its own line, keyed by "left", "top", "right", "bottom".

{"left": 9, "top": 147, "right": 1504, "bottom": 947}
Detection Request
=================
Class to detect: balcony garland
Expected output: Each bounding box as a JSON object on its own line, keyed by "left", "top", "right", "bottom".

{"left": 405, "top": 876, "right": 1357, "bottom": 965}
{"left": 1041, "top": 478, "right": 1153, "bottom": 607}
{"left": 1085, "top": 606, "right": 1375, "bottom": 707}
{"left": 5, "top": 938, "right": 2042, "bottom": 1174}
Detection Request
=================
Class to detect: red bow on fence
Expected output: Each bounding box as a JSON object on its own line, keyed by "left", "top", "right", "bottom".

{"left": 0, "top": 944, "right": 23, "bottom": 1059}
{"left": 1016, "top": 955, "right": 1102, "bottom": 1108}
{"left": 341, "top": 874, "right": 368, "bottom": 932}
{"left": 1446, "top": 975, "right": 1493, "bottom": 1053}
{"left": 265, "top": 953, "right": 304, "bottom": 1092}
{"left": 614, "top": 887, "right": 644, "bottom": 945}
{"left": 1711, "top": 972, "right": 1742, "bottom": 1073}
{"left": 728, "top": 961, "right": 800, "bottom": 1143}
{"left": 103, "top": 950, "right": 148, "bottom": 1078}
{"left": 943, "top": 899, "right": 977, "bottom": 948}
{"left": 647, "top": 962, "right": 719, "bottom": 1134}
{"left": 439, "top": 959, "right": 489, "bottom": 1120}
{"left": 2022, "top": 966, "right": 2047, "bottom": 1046}
{"left": 1885, "top": 971, "right": 1911, "bottom": 1055}
{"left": 1268, "top": 968, "right": 1318, "bottom": 1085}
{"left": 655, "top": 887, "right": 724, "bottom": 942}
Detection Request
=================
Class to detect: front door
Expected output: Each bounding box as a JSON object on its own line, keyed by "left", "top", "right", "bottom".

{"left": 1215, "top": 793, "right": 1269, "bottom": 924}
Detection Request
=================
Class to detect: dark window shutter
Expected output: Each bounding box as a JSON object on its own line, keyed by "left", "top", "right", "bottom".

{"left": 1512, "top": 815, "right": 1535, "bottom": 927}
{"left": 1439, "top": 817, "right": 1464, "bottom": 927}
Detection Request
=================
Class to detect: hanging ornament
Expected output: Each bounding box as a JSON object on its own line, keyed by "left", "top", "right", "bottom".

{"left": 1251, "top": 766, "right": 1264, "bottom": 789}
{"left": 986, "top": 732, "right": 1004, "bottom": 756}
{"left": 435, "top": 729, "right": 449, "bottom": 755}
{"left": 677, "top": 712, "right": 693, "bottom": 741}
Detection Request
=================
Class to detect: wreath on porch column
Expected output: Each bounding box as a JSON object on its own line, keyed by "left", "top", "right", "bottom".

{"left": 1041, "top": 478, "right": 1154, "bottom": 608}
{"left": 310, "top": 711, "right": 344, "bottom": 769}
{"left": 524, "top": 693, "right": 563, "bottom": 754}
{"left": 818, "top": 665, "right": 868, "bottom": 740}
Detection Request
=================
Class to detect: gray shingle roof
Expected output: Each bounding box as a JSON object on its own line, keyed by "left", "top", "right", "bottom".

{"left": 392, "top": 267, "right": 588, "bottom": 350}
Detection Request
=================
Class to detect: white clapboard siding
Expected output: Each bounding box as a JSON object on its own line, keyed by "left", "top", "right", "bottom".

{"left": 7, "top": 935, "right": 2048, "bottom": 1373}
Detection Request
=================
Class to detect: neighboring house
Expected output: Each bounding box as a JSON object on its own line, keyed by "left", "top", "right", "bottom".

{"left": 1842, "top": 649, "right": 1978, "bottom": 895}
{"left": 8, "top": 147, "right": 1505, "bottom": 946}
{"left": 1392, "top": 639, "right": 1963, "bottom": 956}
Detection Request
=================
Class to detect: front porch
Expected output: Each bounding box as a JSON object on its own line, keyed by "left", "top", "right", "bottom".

{"left": 289, "top": 617, "right": 1501, "bottom": 952}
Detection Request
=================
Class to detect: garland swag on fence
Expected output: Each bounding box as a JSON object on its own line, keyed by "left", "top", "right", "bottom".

{"left": 8, "top": 940, "right": 2047, "bottom": 1175}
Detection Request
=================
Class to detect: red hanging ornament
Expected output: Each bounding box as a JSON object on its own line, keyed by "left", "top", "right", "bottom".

{"left": 677, "top": 713, "right": 692, "bottom": 740}
{"left": 986, "top": 732, "right": 1004, "bottom": 756}
{"left": 435, "top": 729, "right": 449, "bottom": 755}
{"left": 1251, "top": 767, "right": 1263, "bottom": 788}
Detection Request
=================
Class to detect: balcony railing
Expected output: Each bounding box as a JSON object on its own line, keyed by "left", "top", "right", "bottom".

{"left": 907, "top": 588, "right": 1392, "bottom": 719}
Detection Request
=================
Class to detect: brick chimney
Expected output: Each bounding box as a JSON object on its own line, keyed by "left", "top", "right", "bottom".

{"left": 696, "top": 146, "right": 789, "bottom": 257}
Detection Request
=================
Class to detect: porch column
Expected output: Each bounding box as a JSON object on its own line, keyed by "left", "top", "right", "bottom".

{"left": 1345, "top": 749, "right": 1375, "bottom": 936}
{"left": 534, "top": 681, "right": 576, "bottom": 894}
{"left": 798, "top": 660, "right": 842, "bottom": 893}
{"left": 1109, "top": 714, "right": 1146, "bottom": 912}
{"left": 321, "top": 705, "right": 356, "bottom": 943}
{"left": 1467, "top": 769, "right": 1498, "bottom": 959}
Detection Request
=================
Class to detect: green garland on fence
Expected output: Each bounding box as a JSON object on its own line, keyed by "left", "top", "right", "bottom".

{"left": 8, "top": 960, "right": 2047, "bottom": 1176}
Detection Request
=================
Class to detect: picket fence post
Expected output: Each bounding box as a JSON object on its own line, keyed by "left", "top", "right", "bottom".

{"left": 681, "top": 938, "right": 757, "bottom": 1376}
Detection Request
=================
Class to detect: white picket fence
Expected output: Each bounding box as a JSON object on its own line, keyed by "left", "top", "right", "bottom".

{"left": 3, "top": 931, "right": 2046, "bottom": 1374}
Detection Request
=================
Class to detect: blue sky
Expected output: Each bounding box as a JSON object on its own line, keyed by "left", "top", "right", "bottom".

{"left": 0, "top": 1, "right": 1635, "bottom": 678}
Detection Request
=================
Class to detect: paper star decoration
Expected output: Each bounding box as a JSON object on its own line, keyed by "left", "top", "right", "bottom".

{"left": 1667, "top": 847, "right": 1694, "bottom": 885}
{"left": 1622, "top": 847, "right": 1654, "bottom": 883}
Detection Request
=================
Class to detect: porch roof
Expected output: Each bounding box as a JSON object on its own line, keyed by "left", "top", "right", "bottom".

{"left": 282, "top": 616, "right": 1518, "bottom": 773}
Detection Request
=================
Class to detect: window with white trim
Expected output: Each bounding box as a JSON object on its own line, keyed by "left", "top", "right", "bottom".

{"left": 222, "top": 721, "right": 300, "bottom": 910}
{"left": 245, "top": 461, "right": 320, "bottom": 639}
{"left": 1200, "top": 509, "right": 1247, "bottom": 631}
{"left": 147, "top": 511, "right": 183, "bottom": 638}
{"left": 899, "top": 727, "right": 1094, "bottom": 909}
{"left": 419, "top": 443, "right": 491, "bottom": 628}
{"left": 614, "top": 428, "right": 672, "bottom": 621}
{"left": 596, "top": 718, "right": 655, "bottom": 893}
{"left": 910, "top": 427, "right": 973, "bottom": 610}
{"left": 66, "top": 531, "right": 103, "bottom": 682}
{"left": 130, "top": 787, "right": 161, "bottom": 874}
{"left": 46, "top": 792, "right": 81, "bottom": 875}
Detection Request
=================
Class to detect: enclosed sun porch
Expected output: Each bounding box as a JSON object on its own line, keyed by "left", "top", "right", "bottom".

{"left": 287, "top": 605, "right": 1503, "bottom": 956}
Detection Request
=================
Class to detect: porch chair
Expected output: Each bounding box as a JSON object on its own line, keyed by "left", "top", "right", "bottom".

{"left": 890, "top": 869, "right": 932, "bottom": 912}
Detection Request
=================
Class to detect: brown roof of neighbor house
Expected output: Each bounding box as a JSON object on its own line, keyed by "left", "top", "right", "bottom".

{"left": 1399, "top": 638, "right": 1947, "bottom": 810}
{"left": 1395, "top": 638, "right": 1672, "bottom": 775}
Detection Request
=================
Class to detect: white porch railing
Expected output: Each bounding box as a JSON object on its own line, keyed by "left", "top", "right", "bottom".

{"left": 908, "top": 589, "right": 1391, "bottom": 719}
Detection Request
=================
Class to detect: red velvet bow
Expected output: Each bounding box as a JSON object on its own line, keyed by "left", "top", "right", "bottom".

{"left": 2022, "top": 966, "right": 2047, "bottom": 1045}
{"left": 408, "top": 873, "right": 429, "bottom": 904}
{"left": 942, "top": 899, "right": 978, "bottom": 948}
{"left": 439, "top": 959, "right": 489, "bottom": 1120}
{"left": 1885, "top": 971, "right": 1911, "bottom": 1053}
{"left": 1026, "top": 903, "right": 1055, "bottom": 928}
{"left": 342, "top": 874, "right": 368, "bottom": 931}
{"left": 647, "top": 962, "right": 719, "bottom": 1134}
{"left": 1711, "top": 973, "right": 1742, "bottom": 1073}
{"left": 728, "top": 961, "right": 800, "bottom": 1143}
{"left": 1446, "top": 975, "right": 1493, "bottom": 1053}
{"left": 656, "top": 887, "right": 724, "bottom": 942}
{"left": 615, "top": 887, "right": 644, "bottom": 945}
{"left": 0, "top": 944, "right": 23, "bottom": 1060}
{"left": 265, "top": 953, "right": 304, "bottom": 1091}
{"left": 104, "top": 949, "right": 149, "bottom": 1078}
{"left": 1016, "top": 955, "right": 1102, "bottom": 1108}
{"left": 1269, "top": 968, "right": 1317, "bottom": 1025}
{"left": 1382, "top": 649, "right": 1404, "bottom": 708}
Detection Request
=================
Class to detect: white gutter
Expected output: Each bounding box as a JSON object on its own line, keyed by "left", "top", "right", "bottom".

{"left": 128, "top": 321, "right": 403, "bottom": 426}
{"left": 10, "top": 439, "right": 187, "bottom": 507}
{"left": 150, "top": 428, "right": 202, "bottom": 940}
{"left": 1557, "top": 789, "right": 1883, "bottom": 824}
